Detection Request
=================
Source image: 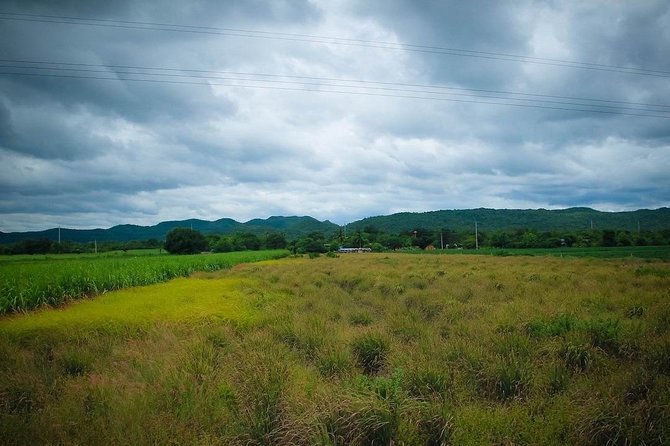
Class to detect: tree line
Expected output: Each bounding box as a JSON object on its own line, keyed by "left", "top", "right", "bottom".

{"left": 3, "top": 226, "right": 669, "bottom": 255}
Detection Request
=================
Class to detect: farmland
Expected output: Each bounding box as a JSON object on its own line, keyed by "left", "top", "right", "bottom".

{"left": 0, "top": 249, "right": 289, "bottom": 314}
{"left": 1, "top": 253, "right": 669, "bottom": 444}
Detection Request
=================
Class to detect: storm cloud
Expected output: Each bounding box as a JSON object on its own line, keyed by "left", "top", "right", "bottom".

{"left": 0, "top": 0, "right": 668, "bottom": 231}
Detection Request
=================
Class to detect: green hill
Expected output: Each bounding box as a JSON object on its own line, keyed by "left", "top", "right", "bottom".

{"left": 1, "top": 208, "right": 668, "bottom": 245}
{"left": 347, "top": 207, "right": 670, "bottom": 233}
{"left": 0, "top": 216, "right": 339, "bottom": 244}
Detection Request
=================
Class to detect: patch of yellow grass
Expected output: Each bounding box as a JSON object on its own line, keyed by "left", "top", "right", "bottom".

{"left": 0, "top": 277, "right": 257, "bottom": 337}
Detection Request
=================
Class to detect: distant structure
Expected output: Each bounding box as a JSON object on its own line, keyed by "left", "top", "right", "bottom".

{"left": 338, "top": 247, "right": 372, "bottom": 253}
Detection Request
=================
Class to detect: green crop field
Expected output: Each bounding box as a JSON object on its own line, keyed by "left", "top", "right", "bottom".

{"left": 1, "top": 253, "right": 669, "bottom": 445}
{"left": 0, "top": 249, "right": 289, "bottom": 314}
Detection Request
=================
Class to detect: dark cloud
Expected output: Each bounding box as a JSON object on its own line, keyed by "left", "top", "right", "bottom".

{"left": 0, "top": 0, "right": 668, "bottom": 231}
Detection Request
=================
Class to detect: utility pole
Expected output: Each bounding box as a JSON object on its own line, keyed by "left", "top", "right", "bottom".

{"left": 94, "top": 240, "right": 97, "bottom": 254}
{"left": 440, "top": 230, "right": 444, "bottom": 250}
{"left": 474, "top": 220, "right": 479, "bottom": 250}
{"left": 58, "top": 225, "right": 61, "bottom": 244}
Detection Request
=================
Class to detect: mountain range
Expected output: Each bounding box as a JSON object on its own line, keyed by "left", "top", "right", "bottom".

{"left": 1, "top": 208, "right": 668, "bottom": 244}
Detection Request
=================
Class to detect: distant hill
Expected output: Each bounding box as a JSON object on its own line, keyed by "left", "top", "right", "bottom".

{"left": 0, "top": 216, "right": 340, "bottom": 244}
{"left": 347, "top": 208, "right": 670, "bottom": 233}
{"left": 1, "top": 208, "right": 669, "bottom": 245}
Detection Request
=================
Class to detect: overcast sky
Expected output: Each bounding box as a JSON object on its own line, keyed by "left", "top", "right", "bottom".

{"left": 1, "top": 0, "right": 669, "bottom": 232}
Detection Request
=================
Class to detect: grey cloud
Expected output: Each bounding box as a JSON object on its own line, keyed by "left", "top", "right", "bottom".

{"left": 0, "top": 0, "right": 668, "bottom": 231}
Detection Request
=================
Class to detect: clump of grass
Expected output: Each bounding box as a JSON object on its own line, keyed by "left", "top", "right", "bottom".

{"left": 417, "top": 404, "right": 453, "bottom": 446}
{"left": 61, "top": 352, "right": 93, "bottom": 377}
{"left": 237, "top": 361, "right": 289, "bottom": 445}
{"left": 562, "top": 343, "right": 591, "bottom": 373}
{"left": 406, "top": 367, "right": 452, "bottom": 400}
{"left": 276, "top": 322, "right": 326, "bottom": 361}
{"left": 526, "top": 313, "right": 579, "bottom": 337}
{"left": 349, "top": 312, "right": 373, "bottom": 326}
{"left": 351, "top": 332, "right": 389, "bottom": 375}
{"left": 0, "top": 386, "right": 35, "bottom": 414}
{"left": 626, "top": 306, "right": 645, "bottom": 318}
{"left": 317, "top": 347, "right": 354, "bottom": 378}
{"left": 649, "top": 341, "right": 670, "bottom": 375}
{"left": 477, "top": 358, "right": 530, "bottom": 402}
{"left": 547, "top": 364, "right": 570, "bottom": 394}
{"left": 586, "top": 319, "right": 622, "bottom": 355}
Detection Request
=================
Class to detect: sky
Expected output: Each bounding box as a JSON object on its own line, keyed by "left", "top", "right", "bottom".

{"left": 0, "top": 0, "right": 669, "bottom": 232}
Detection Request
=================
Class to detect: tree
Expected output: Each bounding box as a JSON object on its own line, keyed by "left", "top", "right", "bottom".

{"left": 165, "top": 228, "right": 208, "bottom": 254}
{"left": 265, "top": 232, "right": 287, "bottom": 249}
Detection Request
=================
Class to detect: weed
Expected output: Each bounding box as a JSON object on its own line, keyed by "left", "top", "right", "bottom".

{"left": 238, "top": 362, "right": 288, "bottom": 445}
{"left": 349, "top": 312, "right": 373, "bottom": 326}
{"left": 548, "top": 365, "right": 570, "bottom": 395}
{"left": 2, "top": 252, "right": 669, "bottom": 444}
{"left": 562, "top": 344, "right": 591, "bottom": 373}
{"left": 526, "top": 313, "right": 579, "bottom": 337}
{"left": 406, "top": 367, "right": 452, "bottom": 400}
{"left": 417, "top": 404, "right": 453, "bottom": 446}
{"left": 626, "top": 306, "right": 645, "bottom": 318}
{"left": 61, "top": 352, "right": 92, "bottom": 377}
{"left": 586, "top": 319, "right": 622, "bottom": 355}
{"left": 0, "top": 386, "right": 35, "bottom": 414}
{"left": 351, "top": 332, "right": 389, "bottom": 375}
{"left": 649, "top": 341, "right": 670, "bottom": 375}
{"left": 477, "top": 358, "right": 530, "bottom": 402}
{"left": 317, "top": 347, "right": 354, "bottom": 378}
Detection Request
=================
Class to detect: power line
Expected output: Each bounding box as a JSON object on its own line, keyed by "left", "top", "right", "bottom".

{"left": 1, "top": 11, "right": 668, "bottom": 78}
{"left": 2, "top": 58, "right": 668, "bottom": 110}
{"left": 2, "top": 70, "right": 669, "bottom": 119}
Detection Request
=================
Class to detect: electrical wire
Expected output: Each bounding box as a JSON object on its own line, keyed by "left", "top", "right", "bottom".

{"left": 2, "top": 69, "right": 669, "bottom": 119}
{"left": 1, "top": 59, "right": 668, "bottom": 116}
{"left": 2, "top": 58, "right": 668, "bottom": 110}
{"left": 0, "top": 11, "right": 668, "bottom": 78}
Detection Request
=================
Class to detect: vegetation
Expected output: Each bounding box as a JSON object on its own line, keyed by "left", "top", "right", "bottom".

{"left": 0, "top": 215, "right": 339, "bottom": 245}
{"left": 0, "top": 250, "right": 288, "bottom": 314}
{"left": 349, "top": 207, "right": 670, "bottom": 233}
{"left": 1, "top": 253, "right": 668, "bottom": 444}
{"left": 164, "top": 228, "right": 208, "bottom": 254}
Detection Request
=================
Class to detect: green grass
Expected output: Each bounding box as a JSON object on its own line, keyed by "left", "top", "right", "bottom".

{"left": 0, "top": 250, "right": 288, "bottom": 314}
{"left": 415, "top": 245, "right": 670, "bottom": 260}
{"left": 1, "top": 253, "right": 669, "bottom": 445}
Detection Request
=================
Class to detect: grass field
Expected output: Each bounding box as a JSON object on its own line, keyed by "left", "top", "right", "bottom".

{"left": 1, "top": 253, "right": 669, "bottom": 444}
{"left": 0, "top": 250, "right": 289, "bottom": 314}
{"left": 417, "top": 245, "right": 670, "bottom": 261}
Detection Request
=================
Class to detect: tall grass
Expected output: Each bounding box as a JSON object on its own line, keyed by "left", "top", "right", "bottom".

{"left": 0, "top": 250, "right": 288, "bottom": 314}
{"left": 1, "top": 253, "right": 669, "bottom": 444}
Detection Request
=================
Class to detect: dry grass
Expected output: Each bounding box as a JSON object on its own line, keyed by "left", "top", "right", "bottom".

{"left": 1, "top": 253, "right": 669, "bottom": 444}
